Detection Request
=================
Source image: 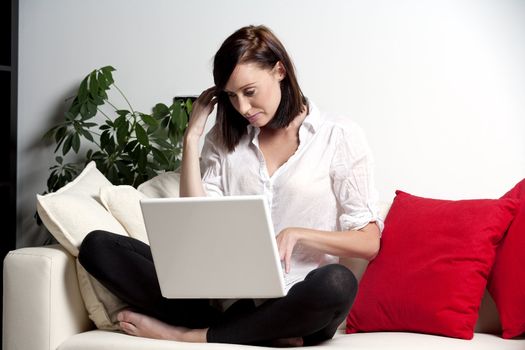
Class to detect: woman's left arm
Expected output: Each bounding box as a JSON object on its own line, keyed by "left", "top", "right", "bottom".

{"left": 276, "top": 222, "right": 381, "bottom": 273}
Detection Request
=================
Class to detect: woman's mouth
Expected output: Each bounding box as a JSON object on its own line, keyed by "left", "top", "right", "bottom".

{"left": 246, "top": 112, "right": 261, "bottom": 123}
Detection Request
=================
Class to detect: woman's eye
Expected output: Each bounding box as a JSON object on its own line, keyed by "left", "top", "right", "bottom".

{"left": 245, "top": 90, "right": 255, "bottom": 96}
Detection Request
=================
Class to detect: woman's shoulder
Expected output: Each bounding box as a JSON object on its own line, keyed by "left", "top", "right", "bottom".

{"left": 314, "top": 106, "right": 366, "bottom": 139}
{"left": 309, "top": 105, "right": 370, "bottom": 156}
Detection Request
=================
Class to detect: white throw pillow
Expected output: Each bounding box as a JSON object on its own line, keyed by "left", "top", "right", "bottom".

{"left": 137, "top": 171, "right": 180, "bottom": 198}
{"left": 36, "top": 161, "right": 128, "bottom": 330}
{"left": 36, "top": 161, "right": 129, "bottom": 256}
{"left": 100, "top": 185, "right": 149, "bottom": 244}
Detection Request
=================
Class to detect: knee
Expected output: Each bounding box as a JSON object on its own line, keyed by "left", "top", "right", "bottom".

{"left": 78, "top": 230, "right": 114, "bottom": 269}
{"left": 320, "top": 264, "right": 358, "bottom": 305}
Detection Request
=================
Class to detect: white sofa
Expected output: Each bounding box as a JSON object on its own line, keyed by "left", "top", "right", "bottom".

{"left": 4, "top": 244, "right": 525, "bottom": 350}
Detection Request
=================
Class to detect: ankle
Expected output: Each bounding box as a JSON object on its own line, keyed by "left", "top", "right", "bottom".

{"left": 181, "top": 328, "right": 208, "bottom": 343}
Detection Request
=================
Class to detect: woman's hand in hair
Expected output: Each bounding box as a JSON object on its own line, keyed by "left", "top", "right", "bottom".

{"left": 185, "top": 86, "right": 217, "bottom": 141}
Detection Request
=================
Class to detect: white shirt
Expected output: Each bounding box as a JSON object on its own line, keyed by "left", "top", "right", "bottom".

{"left": 200, "top": 101, "right": 383, "bottom": 300}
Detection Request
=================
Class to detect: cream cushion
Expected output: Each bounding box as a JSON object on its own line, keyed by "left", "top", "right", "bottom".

{"left": 100, "top": 185, "right": 149, "bottom": 244}
{"left": 36, "top": 161, "right": 128, "bottom": 256}
{"left": 76, "top": 262, "right": 127, "bottom": 331}
{"left": 137, "top": 171, "right": 180, "bottom": 198}
{"left": 36, "top": 161, "right": 129, "bottom": 330}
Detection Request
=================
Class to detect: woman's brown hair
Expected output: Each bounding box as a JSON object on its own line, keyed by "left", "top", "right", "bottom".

{"left": 213, "top": 25, "right": 307, "bottom": 152}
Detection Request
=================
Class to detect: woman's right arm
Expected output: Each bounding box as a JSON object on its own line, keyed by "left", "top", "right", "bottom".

{"left": 179, "top": 87, "right": 217, "bottom": 197}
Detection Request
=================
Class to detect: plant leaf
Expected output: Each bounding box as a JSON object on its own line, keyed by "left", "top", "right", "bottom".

{"left": 65, "top": 111, "right": 75, "bottom": 121}
{"left": 152, "top": 103, "right": 170, "bottom": 119}
{"left": 101, "top": 66, "right": 115, "bottom": 85}
{"left": 78, "top": 76, "right": 89, "bottom": 103}
{"left": 101, "top": 66, "right": 116, "bottom": 73}
{"left": 80, "top": 103, "right": 88, "bottom": 118}
{"left": 86, "top": 101, "right": 97, "bottom": 118}
{"left": 92, "top": 95, "right": 104, "bottom": 106}
{"left": 100, "top": 130, "right": 110, "bottom": 150}
{"left": 180, "top": 109, "right": 188, "bottom": 130}
{"left": 97, "top": 71, "right": 108, "bottom": 90}
{"left": 140, "top": 113, "right": 158, "bottom": 126}
{"left": 68, "top": 99, "right": 81, "bottom": 116}
{"left": 116, "top": 110, "right": 130, "bottom": 117}
{"left": 171, "top": 100, "right": 183, "bottom": 127}
{"left": 114, "top": 115, "right": 126, "bottom": 129}
{"left": 80, "top": 128, "right": 94, "bottom": 142}
{"left": 135, "top": 124, "right": 149, "bottom": 146}
{"left": 117, "top": 120, "right": 129, "bottom": 145}
{"left": 185, "top": 98, "right": 193, "bottom": 114}
{"left": 63, "top": 134, "right": 73, "bottom": 155}
{"left": 115, "top": 161, "right": 133, "bottom": 182}
{"left": 152, "top": 147, "right": 169, "bottom": 166}
{"left": 88, "top": 71, "right": 99, "bottom": 96}
{"left": 72, "top": 133, "right": 81, "bottom": 153}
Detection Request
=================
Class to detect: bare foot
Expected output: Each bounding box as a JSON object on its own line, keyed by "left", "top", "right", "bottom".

{"left": 270, "top": 337, "right": 304, "bottom": 347}
{"left": 117, "top": 310, "right": 207, "bottom": 342}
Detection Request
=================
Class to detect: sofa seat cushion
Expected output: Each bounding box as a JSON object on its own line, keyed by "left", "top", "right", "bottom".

{"left": 58, "top": 330, "right": 525, "bottom": 350}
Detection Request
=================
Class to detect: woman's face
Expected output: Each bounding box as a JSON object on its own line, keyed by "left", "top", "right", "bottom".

{"left": 224, "top": 62, "right": 285, "bottom": 128}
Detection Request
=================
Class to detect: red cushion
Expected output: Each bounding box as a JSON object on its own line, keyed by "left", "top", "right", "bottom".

{"left": 346, "top": 190, "right": 518, "bottom": 339}
{"left": 488, "top": 179, "right": 525, "bottom": 338}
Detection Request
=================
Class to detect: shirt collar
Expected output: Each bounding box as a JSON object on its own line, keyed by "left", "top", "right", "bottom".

{"left": 247, "top": 99, "right": 323, "bottom": 138}
{"left": 301, "top": 100, "right": 322, "bottom": 133}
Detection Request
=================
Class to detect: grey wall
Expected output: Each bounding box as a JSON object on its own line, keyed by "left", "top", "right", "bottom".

{"left": 18, "top": 0, "right": 525, "bottom": 247}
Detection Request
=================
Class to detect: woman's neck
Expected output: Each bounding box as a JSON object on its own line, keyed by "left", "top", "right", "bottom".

{"left": 260, "top": 104, "right": 308, "bottom": 137}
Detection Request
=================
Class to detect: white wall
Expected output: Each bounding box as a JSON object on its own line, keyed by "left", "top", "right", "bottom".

{"left": 18, "top": 0, "right": 525, "bottom": 247}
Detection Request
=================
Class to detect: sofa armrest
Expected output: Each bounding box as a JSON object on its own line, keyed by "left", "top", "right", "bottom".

{"left": 3, "top": 245, "right": 93, "bottom": 350}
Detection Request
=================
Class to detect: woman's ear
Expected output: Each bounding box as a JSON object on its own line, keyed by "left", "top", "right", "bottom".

{"left": 273, "top": 61, "right": 286, "bottom": 81}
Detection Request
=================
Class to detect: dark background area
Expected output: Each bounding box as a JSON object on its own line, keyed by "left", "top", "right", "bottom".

{"left": 1, "top": 0, "right": 18, "bottom": 343}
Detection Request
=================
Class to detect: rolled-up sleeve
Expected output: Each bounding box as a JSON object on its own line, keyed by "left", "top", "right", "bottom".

{"left": 200, "top": 127, "right": 224, "bottom": 197}
{"left": 330, "top": 123, "right": 384, "bottom": 234}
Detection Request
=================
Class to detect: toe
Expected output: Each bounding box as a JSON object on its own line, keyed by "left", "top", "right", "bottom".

{"left": 120, "top": 321, "right": 138, "bottom": 336}
{"left": 118, "top": 310, "right": 140, "bottom": 324}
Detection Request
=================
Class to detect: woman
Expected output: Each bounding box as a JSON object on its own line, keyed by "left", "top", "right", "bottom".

{"left": 79, "top": 25, "right": 382, "bottom": 346}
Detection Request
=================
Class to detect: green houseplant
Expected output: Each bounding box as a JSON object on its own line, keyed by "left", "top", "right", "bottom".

{"left": 42, "top": 66, "right": 194, "bottom": 194}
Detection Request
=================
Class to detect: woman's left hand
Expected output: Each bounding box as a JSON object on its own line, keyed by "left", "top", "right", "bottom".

{"left": 275, "top": 228, "right": 303, "bottom": 274}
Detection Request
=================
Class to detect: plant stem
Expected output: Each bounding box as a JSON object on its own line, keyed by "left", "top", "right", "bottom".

{"left": 113, "top": 83, "right": 135, "bottom": 113}
{"left": 96, "top": 107, "right": 113, "bottom": 122}
{"left": 104, "top": 99, "right": 119, "bottom": 112}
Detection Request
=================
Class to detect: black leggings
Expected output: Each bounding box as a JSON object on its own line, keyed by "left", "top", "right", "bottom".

{"left": 78, "top": 230, "right": 358, "bottom": 346}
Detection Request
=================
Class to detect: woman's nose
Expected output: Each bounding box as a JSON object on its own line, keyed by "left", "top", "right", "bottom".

{"left": 237, "top": 96, "right": 251, "bottom": 115}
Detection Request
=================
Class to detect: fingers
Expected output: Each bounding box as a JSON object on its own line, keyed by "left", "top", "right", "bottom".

{"left": 276, "top": 230, "right": 295, "bottom": 274}
{"left": 196, "top": 88, "right": 218, "bottom": 111}
{"left": 198, "top": 86, "right": 217, "bottom": 101}
{"left": 186, "top": 87, "right": 218, "bottom": 137}
{"left": 285, "top": 247, "right": 292, "bottom": 274}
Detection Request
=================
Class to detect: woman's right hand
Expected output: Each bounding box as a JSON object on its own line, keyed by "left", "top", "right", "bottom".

{"left": 184, "top": 86, "right": 218, "bottom": 140}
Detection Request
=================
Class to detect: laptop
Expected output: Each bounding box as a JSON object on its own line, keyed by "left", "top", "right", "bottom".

{"left": 139, "top": 195, "right": 286, "bottom": 299}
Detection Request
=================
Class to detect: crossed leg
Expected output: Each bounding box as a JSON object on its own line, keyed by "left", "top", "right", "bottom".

{"left": 79, "top": 230, "right": 357, "bottom": 346}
